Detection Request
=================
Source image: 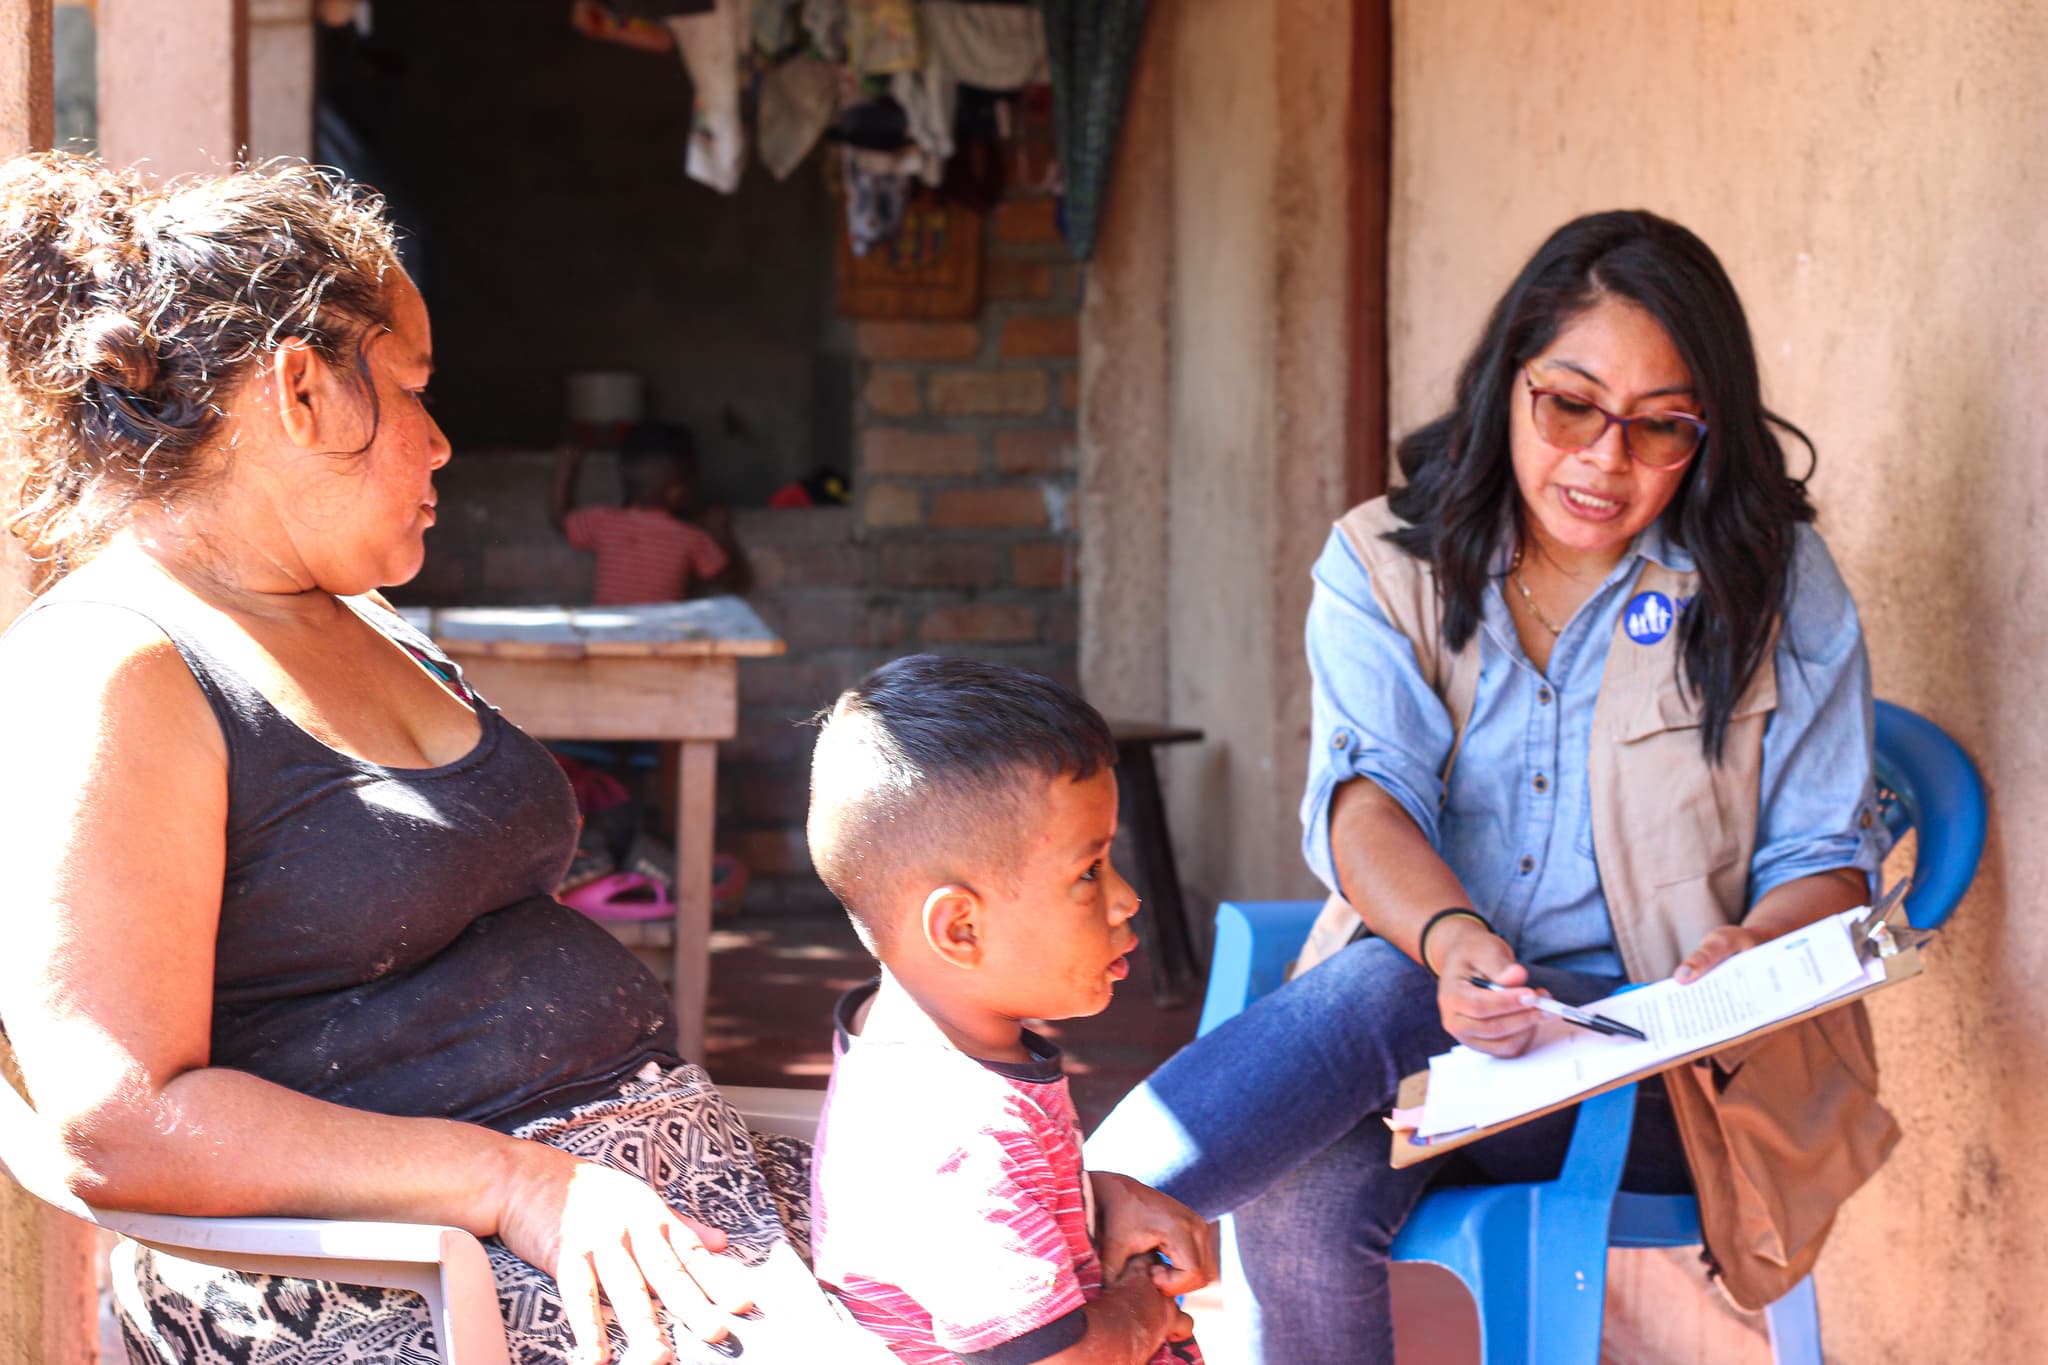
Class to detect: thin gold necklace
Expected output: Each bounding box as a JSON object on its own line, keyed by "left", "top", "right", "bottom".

{"left": 1509, "top": 543, "right": 1564, "bottom": 636}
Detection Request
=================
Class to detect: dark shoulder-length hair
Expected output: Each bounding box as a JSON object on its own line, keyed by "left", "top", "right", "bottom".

{"left": 1386, "top": 209, "right": 1815, "bottom": 762}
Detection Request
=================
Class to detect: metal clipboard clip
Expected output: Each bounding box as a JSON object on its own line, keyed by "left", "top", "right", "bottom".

{"left": 1854, "top": 877, "right": 1929, "bottom": 963}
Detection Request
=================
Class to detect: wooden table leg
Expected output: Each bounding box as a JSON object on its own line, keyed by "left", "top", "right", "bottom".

{"left": 673, "top": 740, "right": 718, "bottom": 1062}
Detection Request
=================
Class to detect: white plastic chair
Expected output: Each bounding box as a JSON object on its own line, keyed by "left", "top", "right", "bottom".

{"left": 0, "top": 1069, "right": 826, "bottom": 1365}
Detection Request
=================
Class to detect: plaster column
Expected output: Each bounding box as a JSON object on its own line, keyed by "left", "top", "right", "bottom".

{"left": 0, "top": 1039, "right": 98, "bottom": 1365}
{"left": 0, "top": 0, "right": 52, "bottom": 154}
{"left": 249, "top": 0, "right": 314, "bottom": 162}
{"left": 1155, "top": 0, "right": 1356, "bottom": 911}
{"left": 1077, "top": 1, "right": 1173, "bottom": 721}
{"left": 3, "top": 14, "right": 116, "bottom": 1361}
{"left": 97, "top": 0, "right": 249, "bottom": 174}
{"left": 1079, "top": 0, "right": 1367, "bottom": 913}
{"left": 0, "top": 0, "right": 93, "bottom": 1257}
{"left": 0, "top": 20, "right": 103, "bottom": 1299}
{"left": 0, "top": 0, "right": 50, "bottom": 616}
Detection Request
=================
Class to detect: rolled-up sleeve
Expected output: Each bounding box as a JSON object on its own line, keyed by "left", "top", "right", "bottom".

{"left": 1300, "top": 530, "right": 1457, "bottom": 896}
{"left": 1749, "top": 527, "right": 1888, "bottom": 902}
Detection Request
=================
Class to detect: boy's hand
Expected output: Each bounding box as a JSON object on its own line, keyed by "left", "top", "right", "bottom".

{"left": 1089, "top": 1171, "right": 1217, "bottom": 1295}
{"left": 1147, "top": 1263, "right": 1198, "bottom": 1343}
{"left": 1120, "top": 1256, "right": 1195, "bottom": 1343}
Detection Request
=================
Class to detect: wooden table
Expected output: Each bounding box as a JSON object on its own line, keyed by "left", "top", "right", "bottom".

{"left": 400, "top": 598, "right": 784, "bottom": 1060}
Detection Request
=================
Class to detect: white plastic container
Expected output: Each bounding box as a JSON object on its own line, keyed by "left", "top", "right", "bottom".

{"left": 564, "top": 371, "right": 645, "bottom": 435}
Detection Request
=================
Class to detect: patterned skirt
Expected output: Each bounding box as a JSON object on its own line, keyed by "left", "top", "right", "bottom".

{"left": 114, "top": 1062, "right": 891, "bottom": 1365}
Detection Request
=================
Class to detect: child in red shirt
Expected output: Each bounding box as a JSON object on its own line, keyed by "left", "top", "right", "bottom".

{"left": 551, "top": 421, "right": 748, "bottom": 606}
{"left": 807, "top": 656, "right": 1212, "bottom": 1365}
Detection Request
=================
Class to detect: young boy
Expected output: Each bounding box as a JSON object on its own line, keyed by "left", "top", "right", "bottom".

{"left": 807, "top": 655, "right": 1211, "bottom": 1365}
{"left": 550, "top": 420, "right": 748, "bottom": 605}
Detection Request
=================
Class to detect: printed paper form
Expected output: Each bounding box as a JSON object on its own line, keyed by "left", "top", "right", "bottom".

{"left": 1413, "top": 907, "right": 1884, "bottom": 1139}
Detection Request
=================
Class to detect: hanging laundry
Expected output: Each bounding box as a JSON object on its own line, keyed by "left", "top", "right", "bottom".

{"left": 920, "top": 1, "right": 1048, "bottom": 90}
{"left": 802, "top": 0, "right": 849, "bottom": 62}
{"left": 842, "top": 145, "right": 925, "bottom": 256}
{"left": 937, "top": 85, "right": 1009, "bottom": 212}
{"left": 1042, "top": 0, "right": 1150, "bottom": 258}
{"left": 889, "top": 66, "right": 955, "bottom": 186}
{"left": 758, "top": 56, "right": 842, "bottom": 179}
{"left": 883, "top": 4, "right": 1048, "bottom": 189}
{"left": 667, "top": 0, "right": 751, "bottom": 193}
{"left": 847, "top": 0, "right": 922, "bottom": 76}
{"left": 571, "top": 0, "right": 678, "bottom": 53}
{"left": 831, "top": 92, "right": 913, "bottom": 150}
{"left": 609, "top": 0, "right": 716, "bottom": 14}
{"left": 751, "top": 0, "right": 801, "bottom": 56}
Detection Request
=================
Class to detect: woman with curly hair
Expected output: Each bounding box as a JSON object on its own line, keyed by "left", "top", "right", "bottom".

{"left": 0, "top": 153, "right": 886, "bottom": 1365}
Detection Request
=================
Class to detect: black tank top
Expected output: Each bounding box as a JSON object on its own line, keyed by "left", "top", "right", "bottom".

{"left": 19, "top": 588, "right": 682, "bottom": 1132}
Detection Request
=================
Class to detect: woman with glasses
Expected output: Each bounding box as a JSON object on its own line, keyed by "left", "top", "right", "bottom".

{"left": 1088, "top": 211, "right": 1893, "bottom": 1363}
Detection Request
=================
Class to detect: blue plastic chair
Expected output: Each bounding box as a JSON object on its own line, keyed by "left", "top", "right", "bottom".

{"left": 1199, "top": 699, "right": 1985, "bottom": 1364}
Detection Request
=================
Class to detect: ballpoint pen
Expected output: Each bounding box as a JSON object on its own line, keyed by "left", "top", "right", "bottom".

{"left": 1464, "top": 975, "right": 1649, "bottom": 1041}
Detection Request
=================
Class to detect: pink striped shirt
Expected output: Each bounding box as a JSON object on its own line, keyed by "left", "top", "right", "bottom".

{"left": 563, "top": 505, "right": 728, "bottom": 606}
{"left": 812, "top": 983, "right": 1201, "bottom": 1365}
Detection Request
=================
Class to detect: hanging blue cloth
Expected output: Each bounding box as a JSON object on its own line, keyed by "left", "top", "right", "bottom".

{"left": 1039, "top": 0, "right": 1150, "bottom": 260}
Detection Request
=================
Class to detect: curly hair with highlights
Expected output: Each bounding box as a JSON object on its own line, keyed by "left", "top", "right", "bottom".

{"left": 0, "top": 153, "right": 400, "bottom": 589}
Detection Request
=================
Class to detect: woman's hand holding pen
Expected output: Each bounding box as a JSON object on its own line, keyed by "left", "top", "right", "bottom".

{"left": 1428, "top": 920, "right": 1550, "bottom": 1058}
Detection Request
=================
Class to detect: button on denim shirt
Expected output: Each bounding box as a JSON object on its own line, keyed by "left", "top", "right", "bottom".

{"left": 1301, "top": 519, "right": 1884, "bottom": 978}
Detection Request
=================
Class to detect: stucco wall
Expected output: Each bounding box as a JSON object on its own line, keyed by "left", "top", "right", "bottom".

{"left": 1077, "top": 1, "right": 1172, "bottom": 725}
{"left": 1391, "top": 1, "right": 2048, "bottom": 1357}
{"left": 1083, "top": 0, "right": 1354, "bottom": 917}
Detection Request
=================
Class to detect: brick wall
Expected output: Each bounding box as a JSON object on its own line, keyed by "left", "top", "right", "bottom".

{"left": 728, "top": 184, "right": 1084, "bottom": 914}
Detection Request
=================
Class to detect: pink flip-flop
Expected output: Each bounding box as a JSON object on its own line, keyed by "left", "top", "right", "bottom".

{"left": 560, "top": 870, "right": 671, "bottom": 922}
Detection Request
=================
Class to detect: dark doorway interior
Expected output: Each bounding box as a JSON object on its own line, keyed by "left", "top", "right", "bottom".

{"left": 318, "top": 1, "right": 851, "bottom": 507}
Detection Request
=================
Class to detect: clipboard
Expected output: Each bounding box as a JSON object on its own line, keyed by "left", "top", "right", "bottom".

{"left": 1387, "top": 927, "right": 1926, "bottom": 1170}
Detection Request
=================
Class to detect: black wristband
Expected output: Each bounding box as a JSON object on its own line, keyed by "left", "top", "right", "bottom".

{"left": 1417, "top": 908, "right": 1491, "bottom": 977}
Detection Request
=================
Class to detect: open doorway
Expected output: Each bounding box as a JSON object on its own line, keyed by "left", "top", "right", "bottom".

{"left": 318, "top": 1, "right": 851, "bottom": 605}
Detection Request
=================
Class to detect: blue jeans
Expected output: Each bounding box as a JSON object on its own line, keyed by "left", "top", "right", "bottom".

{"left": 1085, "top": 937, "right": 1691, "bottom": 1365}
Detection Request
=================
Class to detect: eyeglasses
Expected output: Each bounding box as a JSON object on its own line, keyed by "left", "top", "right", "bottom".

{"left": 1524, "top": 371, "right": 1707, "bottom": 469}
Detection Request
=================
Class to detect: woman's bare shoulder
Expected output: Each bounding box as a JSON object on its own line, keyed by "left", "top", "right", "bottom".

{"left": 0, "top": 573, "right": 221, "bottom": 756}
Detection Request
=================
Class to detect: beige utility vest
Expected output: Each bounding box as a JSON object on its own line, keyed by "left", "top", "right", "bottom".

{"left": 1298, "top": 497, "right": 1898, "bottom": 1310}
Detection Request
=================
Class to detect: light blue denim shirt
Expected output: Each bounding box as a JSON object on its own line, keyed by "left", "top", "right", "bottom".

{"left": 1300, "top": 518, "right": 1884, "bottom": 978}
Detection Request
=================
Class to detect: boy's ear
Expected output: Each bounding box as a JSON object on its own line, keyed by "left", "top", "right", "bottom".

{"left": 921, "top": 884, "right": 984, "bottom": 969}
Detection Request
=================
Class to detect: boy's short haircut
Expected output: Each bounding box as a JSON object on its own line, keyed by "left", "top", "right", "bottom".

{"left": 618, "top": 420, "right": 697, "bottom": 502}
{"left": 808, "top": 655, "right": 1117, "bottom": 954}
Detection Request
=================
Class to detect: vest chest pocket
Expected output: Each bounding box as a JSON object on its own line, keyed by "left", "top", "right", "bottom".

{"left": 1611, "top": 684, "right": 1775, "bottom": 889}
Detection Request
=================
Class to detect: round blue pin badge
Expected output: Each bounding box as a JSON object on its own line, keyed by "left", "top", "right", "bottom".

{"left": 1623, "top": 591, "right": 1675, "bottom": 645}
